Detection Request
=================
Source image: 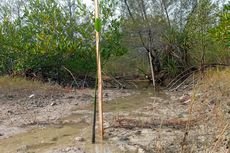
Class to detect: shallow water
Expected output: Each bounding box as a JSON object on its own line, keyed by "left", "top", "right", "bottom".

{"left": 0, "top": 88, "right": 166, "bottom": 153}
{"left": 0, "top": 118, "right": 122, "bottom": 153}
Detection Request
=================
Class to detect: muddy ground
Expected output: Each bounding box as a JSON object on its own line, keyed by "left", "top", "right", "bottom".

{"left": 0, "top": 87, "right": 134, "bottom": 139}
{"left": 0, "top": 79, "right": 230, "bottom": 153}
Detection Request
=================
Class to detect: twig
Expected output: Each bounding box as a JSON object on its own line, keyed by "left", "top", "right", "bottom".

{"left": 181, "top": 77, "right": 197, "bottom": 152}
{"left": 212, "top": 123, "right": 229, "bottom": 152}
{"left": 167, "top": 71, "right": 194, "bottom": 90}
{"left": 167, "top": 66, "right": 196, "bottom": 88}
{"left": 129, "top": 81, "right": 138, "bottom": 89}
{"left": 169, "top": 73, "right": 195, "bottom": 91}
{"left": 62, "top": 66, "right": 79, "bottom": 88}
{"left": 102, "top": 71, "right": 124, "bottom": 88}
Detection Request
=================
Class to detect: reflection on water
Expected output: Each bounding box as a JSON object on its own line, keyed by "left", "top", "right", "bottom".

{"left": 0, "top": 123, "right": 122, "bottom": 153}
{"left": 0, "top": 88, "right": 164, "bottom": 153}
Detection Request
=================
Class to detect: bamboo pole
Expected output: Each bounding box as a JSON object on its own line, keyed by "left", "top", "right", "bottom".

{"left": 94, "top": 0, "right": 104, "bottom": 141}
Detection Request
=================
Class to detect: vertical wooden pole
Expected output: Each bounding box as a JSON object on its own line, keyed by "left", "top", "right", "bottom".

{"left": 148, "top": 30, "right": 155, "bottom": 87}
{"left": 92, "top": 78, "right": 97, "bottom": 143}
{"left": 94, "top": 0, "right": 104, "bottom": 141}
{"left": 148, "top": 52, "right": 155, "bottom": 87}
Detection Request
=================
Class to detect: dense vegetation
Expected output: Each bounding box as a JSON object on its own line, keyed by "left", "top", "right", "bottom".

{"left": 120, "top": 0, "right": 230, "bottom": 79}
{"left": 0, "top": 0, "right": 126, "bottom": 84}
{"left": 0, "top": 0, "right": 229, "bottom": 85}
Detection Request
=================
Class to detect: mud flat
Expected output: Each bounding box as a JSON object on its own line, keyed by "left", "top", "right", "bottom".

{"left": 0, "top": 80, "right": 230, "bottom": 152}
{"left": 0, "top": 87, "right": 138, "bottom": 152}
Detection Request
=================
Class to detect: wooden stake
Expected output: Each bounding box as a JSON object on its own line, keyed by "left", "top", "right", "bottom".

{"left": 94, "top": 0, "right": 104, "bottom": 141}
{"left": 92, "top": 78, "right": 97, "bottom": 144}
{"left": 148, "top": 52, "right": 155, "bottom": 87}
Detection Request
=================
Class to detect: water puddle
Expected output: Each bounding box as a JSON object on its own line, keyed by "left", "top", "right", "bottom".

{"left": 0, "top": 122, "right": 122, "bottom": 153}
{"left": 0, "top": 88, "right": 165, "bottom": 153}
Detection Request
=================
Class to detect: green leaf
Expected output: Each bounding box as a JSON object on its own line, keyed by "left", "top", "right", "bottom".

{"left": 94, "top": 18, "right": 102, "bottom": 32}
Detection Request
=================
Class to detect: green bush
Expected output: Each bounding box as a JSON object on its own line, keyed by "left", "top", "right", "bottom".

{"left": 0, "top": 0, "right": 127, "bottom": 79}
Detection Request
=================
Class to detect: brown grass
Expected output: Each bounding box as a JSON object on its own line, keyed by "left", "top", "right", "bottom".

{"left": 185, "top": 68, "right": 230, "bottom": 152}
{"left": 0, "top": 76, "right": 62, "bottom": 98}
{"left": 0, "top": 76, "right": 60, "bottom": 89}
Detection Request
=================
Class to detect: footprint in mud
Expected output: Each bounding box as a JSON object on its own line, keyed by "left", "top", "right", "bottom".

{"left": 51, "top": 137, "right": 58, "bottom": 141}
{"left": 50, "top": 133, "right": 73, "bottom": 142}
{"left": 62, "top": 134, "right": 71, "bottom": 137}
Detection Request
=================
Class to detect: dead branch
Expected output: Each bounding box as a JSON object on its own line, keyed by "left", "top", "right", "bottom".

{"left": 62, "top": 66, "right": 79, "bottom": 87}
{"left": 102, "top": 71, "right": 125, "bottom": 88}
{"left": 167, "top": 66, "right": 197, "bottom": 89}
{"left": 112, "top": 118, "right": 198, "bottom": 130}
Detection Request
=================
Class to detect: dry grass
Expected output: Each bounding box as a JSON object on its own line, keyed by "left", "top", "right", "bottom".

{"left": 0, "top": 76, "right": 62, "bottom": 99}
{"left": 185, "top": 68, "right": 230, "bottom": 152}
{"left": 0, "top": 76, "right": 60, "bottom": 90}
{"left": 0, "top": 76, "right": 60, "bottom": 89}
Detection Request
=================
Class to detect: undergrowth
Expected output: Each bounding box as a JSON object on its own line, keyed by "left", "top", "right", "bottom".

{"left": 0, "top": 76, "right": 62, "bottom": 96}
{"left": 186, "top": 68, "right": 230, "bottom": 152}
